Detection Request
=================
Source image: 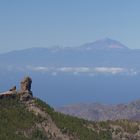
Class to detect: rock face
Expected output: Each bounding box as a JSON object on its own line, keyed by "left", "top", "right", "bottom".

{"left": 19, "top": 76, "right": 33, "bottom": 101}
{"left": 9, "top": 86, "right": 16, "bottom": 91}
{"left": 20, "top": 76, "right": 32, "bottom": 92}
{"left": 0, "top": 86, "right": 17, "bottom": 99}
{"left": 0, "top": 91, "right": 16, "bottom": 99}
{"left": 0, "top": 76, "right": 33, "bottom": 101}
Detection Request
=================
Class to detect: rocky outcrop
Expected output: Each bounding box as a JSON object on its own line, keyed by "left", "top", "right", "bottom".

{"left": 0, "top": 76, "right": 33, "bottom": 101}
{"left": 9, "top": 86, "right": 16, "bottom": 91}
{"left": 19, "top": 76, "right": 33, "bottom": 101}
{"left": 0, "top": 91, "right": 16, "bottom": 99}
{"left": 20, "top": 77, "right": 32, "bottom": 93}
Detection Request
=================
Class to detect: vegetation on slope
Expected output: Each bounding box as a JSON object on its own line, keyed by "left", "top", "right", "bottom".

{"left": 34, "top": 98, "right": 112, "bottom": 140}
{"left": 34, "top": 98, "right": 140, "bottom": 140}
{"left": 1, "top": 96, "right": 140, "bottom": 140}
{"left": 0, "top": 97, "right": 48, "bottom": 140}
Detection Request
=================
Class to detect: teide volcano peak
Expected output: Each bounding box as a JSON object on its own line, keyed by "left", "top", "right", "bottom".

{"left": 79, "top": 38, "right": 129, "bottom": 51}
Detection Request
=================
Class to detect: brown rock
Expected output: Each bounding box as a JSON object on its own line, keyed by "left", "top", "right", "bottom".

{"left": 20, "top": 76, "right": 32, "bottom": 92}
{"left": 19, "top": 92, "right": 32, "bottom": 101}
{"left": 9, "top": 86, "right": 16, "bottom": 91}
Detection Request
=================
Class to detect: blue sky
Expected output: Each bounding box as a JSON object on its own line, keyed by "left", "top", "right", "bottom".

{"left": 0, "top": 0, "right": 140, "bottom": 52}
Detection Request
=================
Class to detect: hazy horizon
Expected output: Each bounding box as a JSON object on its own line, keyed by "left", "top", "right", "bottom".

{"left": 1, "top": 1, "right": 140, "bottom": 53}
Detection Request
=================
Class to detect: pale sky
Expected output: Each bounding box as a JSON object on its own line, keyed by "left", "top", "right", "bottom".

{"left": 0, "top": 0, "right": 140, "bottom": 52}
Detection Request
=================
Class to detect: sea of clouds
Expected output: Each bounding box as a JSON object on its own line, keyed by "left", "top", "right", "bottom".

{"left": 3, "top": 65, "right": 137, "bottom": 76}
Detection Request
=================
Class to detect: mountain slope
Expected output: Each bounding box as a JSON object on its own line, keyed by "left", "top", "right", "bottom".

{"left": 0, "top": 97, "right": 49, "bottom": 140}
{"left": 56, "top": 100, "right": 140, "bottom": 122}
{"left": 0, "top": 95, "right": 108, "bottom": 140}
{"left": 1, "top": 93, "right": 140, "bottom": 140}
{"left": 79, "top": 38, "right": 128, "bottom": 50}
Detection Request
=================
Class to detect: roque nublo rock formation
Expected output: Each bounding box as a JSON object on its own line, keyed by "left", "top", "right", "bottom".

{"left": 0, "top": 76, "right": 33, "bottom": 100}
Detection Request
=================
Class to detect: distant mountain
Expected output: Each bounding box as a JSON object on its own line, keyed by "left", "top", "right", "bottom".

{"left": 56, "top": 99, "right": 140, "bottom": 121}
{"left": 79, "top": 38, "right": 129, "bottom": 51}
{"left": 0, "top": 38, "right": 139, "bottom": 68}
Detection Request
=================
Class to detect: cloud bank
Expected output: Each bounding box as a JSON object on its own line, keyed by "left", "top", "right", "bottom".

{"left": 26, "top": 66, "right": 138, "bottom": 76}
{"left": 1, "top": 65, "right": 138, "bottom": 76}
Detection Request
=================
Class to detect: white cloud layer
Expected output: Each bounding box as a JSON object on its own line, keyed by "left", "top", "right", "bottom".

{"left": 94, "top": 67, "right": 126, "bottom": 74}
{"left": 23, "top": 66, "right": 138, "bottom": 76}
{"left": 1, "top": 65, "right": 138, "bottom": 76}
